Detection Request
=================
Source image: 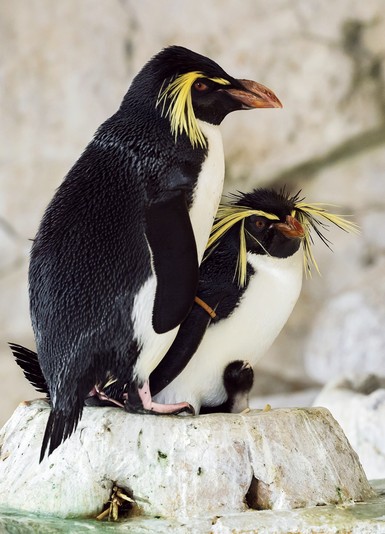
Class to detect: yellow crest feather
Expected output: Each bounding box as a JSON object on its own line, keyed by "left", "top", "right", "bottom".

{"left": 293, "top": 202, "right": 359, "bottom": 277}
{"left": 157, "top": 72, "right": 230, "bottom": 148}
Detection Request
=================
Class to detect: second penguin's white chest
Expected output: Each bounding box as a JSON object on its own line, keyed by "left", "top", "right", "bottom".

{"left": 188, "top": 120, "right": 225, "bottom": 261}
{"left": 205, "top": 250, "right": 304, "bottom": 364}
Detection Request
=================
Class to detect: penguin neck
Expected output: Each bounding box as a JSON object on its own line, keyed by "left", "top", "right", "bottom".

{"left": 246, "top": 246, "right": 304, "bottom": 283}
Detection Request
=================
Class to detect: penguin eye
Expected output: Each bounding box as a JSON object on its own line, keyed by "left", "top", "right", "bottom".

{"left": 194, "top": 80, "right": 209, "bottom": 92}
{"left": 255, "top": 219, "right": 266, "bottom": 230}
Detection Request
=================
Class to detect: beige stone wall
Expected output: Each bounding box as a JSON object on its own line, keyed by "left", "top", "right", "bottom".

{"left": 1, "top": 0, "right": 385, "bottom": 426}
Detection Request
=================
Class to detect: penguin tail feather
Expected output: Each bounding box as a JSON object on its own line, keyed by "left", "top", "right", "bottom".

{"left": 8, "top": 342, "right": 49, "bottom": 397}
{"left": 40, "top": 404, "right": 83, "bottom": 463}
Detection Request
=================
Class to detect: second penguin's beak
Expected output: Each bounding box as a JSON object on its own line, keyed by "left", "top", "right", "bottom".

{"left": 274, "top": 215, "right": 305, "bottom": 239}
{"left": 223, "top": 79, "right": 283, "bottom": 109}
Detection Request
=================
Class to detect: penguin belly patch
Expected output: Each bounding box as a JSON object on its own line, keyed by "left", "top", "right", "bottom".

{"left": 132, "top": 275, "right": 179, "bottom": 382}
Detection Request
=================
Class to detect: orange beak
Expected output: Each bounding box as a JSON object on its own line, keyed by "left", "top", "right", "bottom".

{"left": 224, "top": 79, "right": 282, "bottom": 109}
{"left": 274, "top": 215, "right": 305, "bottom": 239}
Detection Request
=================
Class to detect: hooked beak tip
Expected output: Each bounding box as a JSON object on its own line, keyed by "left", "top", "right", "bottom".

{"left": 275, "top": 215, "right": 305, "bottom": 239}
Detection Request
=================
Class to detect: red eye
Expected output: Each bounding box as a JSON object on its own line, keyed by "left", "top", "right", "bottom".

{"left": 194, "top": 80, "right": 209, "bottom": 92}
{"left": 255, "top": 220, "right": 266, "bottom": 229}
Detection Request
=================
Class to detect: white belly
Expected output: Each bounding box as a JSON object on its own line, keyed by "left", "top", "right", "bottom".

{"left": 154, "top": 248, "right": 303, "bottom": 410}
{"left": 133, "top": 121, "right": 224, "bottom": 381}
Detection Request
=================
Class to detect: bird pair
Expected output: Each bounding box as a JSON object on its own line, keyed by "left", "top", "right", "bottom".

{"left": 10, "top": 46, "right": 355, "bottom": 462}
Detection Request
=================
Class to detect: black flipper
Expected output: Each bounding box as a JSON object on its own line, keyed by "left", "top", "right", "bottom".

{"left": 150, "top": 298, "right": 217, "bottom": 396}
{"left": 9, "top": 343, "right": 49, "bottom": 397}
{"left": 146, "top": 190, "right": 199, "bottom": 334}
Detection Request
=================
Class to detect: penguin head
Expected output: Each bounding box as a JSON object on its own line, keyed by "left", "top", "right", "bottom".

{"left": 127, "top": 46, "right": 282, "bottom": 148}
{"left": 206, "top": 187, "right": 358, "bottom": 287}
{"left": 238, "top": 188, "right": 305, "bottom": 260}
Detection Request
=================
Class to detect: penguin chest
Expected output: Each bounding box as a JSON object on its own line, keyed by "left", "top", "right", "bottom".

{"left": 210, "top": 249, "right": 303, "bottom": 363}
{"left": 200, "top": 249, "right": 303, "bottom": 406}
{"left": 189, "top": 120, "right": 225, "bottom": 261}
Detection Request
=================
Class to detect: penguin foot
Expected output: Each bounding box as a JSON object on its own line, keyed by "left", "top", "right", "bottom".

{"left": 138, "top": 381, "right": 195, "bottom": 415}
{"left": 85, "top": 385, "right": 125, "bottom": 409}
{"left": 125, "top": 381, "right": 195, "bottom": 415}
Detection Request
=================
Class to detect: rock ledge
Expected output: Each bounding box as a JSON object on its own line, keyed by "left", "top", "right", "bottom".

{"left": 0, "top": 401, "right": 374, "bottom": 519}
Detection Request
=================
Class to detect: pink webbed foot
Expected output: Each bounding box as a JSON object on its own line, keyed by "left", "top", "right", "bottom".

{"left": 129, "top": 380, "right": 195, "bottom": 415}
{"left": 139, "top": 380, "right": 195, "bottom": 414}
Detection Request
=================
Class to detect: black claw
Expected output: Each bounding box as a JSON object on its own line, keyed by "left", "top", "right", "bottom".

{"left": 173, "top": 403, "right": 195, "bottom": 416}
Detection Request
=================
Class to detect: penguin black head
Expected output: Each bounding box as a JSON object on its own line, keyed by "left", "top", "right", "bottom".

{"left": 234, "top": 188, "right": 305, "bottom": 260}
{"left": 207, "top": 187, "right": 358, "bottom": 286}
{"left": 125, "top": 46, "right": 282, "bottom": 147}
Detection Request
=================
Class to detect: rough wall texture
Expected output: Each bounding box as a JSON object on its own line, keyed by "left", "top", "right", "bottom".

{"left": 1, "top": 0, "right": 385, "bottom": 425}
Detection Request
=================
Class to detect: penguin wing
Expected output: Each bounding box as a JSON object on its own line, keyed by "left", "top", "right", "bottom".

{"left": 146, "top": 189, "right": 199, "bottom": 334}
{"left": 149, "top": 266, "right": 242, "bottom": 395}
{"left": 149, "top": 298, "right": 214, "bottom": 395}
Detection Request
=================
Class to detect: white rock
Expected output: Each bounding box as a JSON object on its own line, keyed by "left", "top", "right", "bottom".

{"left": 0, "top": 401, "right": 373, "bottom": 519}
{"left": 314, "top": 374, "right": 385, "bottom": 479}
{"left": 304, "top": 258, "right": 385, "bottom": 384}
{"left": 213, "top": 482, "right": 385, "bottom": 534}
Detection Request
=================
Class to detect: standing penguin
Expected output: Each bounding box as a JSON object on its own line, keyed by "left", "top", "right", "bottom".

{"left": 23, "top": 46, "right": 282, "bottom": 460}
{"left": 149, "top": 188, "right": 357, "bottom": 413}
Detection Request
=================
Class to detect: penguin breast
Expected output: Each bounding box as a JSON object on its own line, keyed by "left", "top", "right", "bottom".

{"left": 189, "top": 120, "right": 225, "bottom": 261}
